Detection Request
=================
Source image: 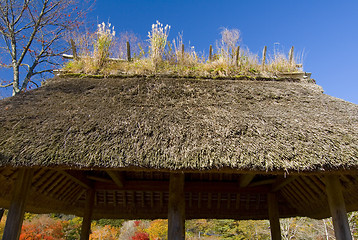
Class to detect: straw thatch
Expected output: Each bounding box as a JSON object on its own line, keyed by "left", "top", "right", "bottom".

{"left": 0, "top": 76, "right": 357, "bottom": 172}
{"left": 0, "top": 76, "right": 358, "bottom": 220}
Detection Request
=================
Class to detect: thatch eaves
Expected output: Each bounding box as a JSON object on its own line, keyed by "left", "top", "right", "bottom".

{"left": 0, "top": 76, "right": 357, "bottom": 173}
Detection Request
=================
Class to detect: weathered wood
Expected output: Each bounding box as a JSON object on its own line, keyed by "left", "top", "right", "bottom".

{"left": 235, "top": 46, "right": 240, "bottom": 66}
{"left": 235, "top": 194, "right": 240, "bottom": 209}
{"left": 87, "top": 175, "right": 112, "bottom": 183}
{"left": 181, "top": 44, "right": 185, "bottom": 61}
{"left": 70, "top": 39, "right": 78, "bottom": 60}
{"left": 3, "top": 168, "right": 34, "bottom": 240}
{"left": 248, "top": 179, "right": 275, "bottom": 187}
{"left": 107, "top": 171, "right": 125, "bottom": 188}
{"left": 168, "top": 173, "right": 185, "bottom": 240}
{"left": 59, "top": 170, "right": 91, "bottom": 189}
{"left": 325, "top": 175, "right": 352, "bottom": 240}
{"left": 272, "top": 176, "right": 297, "bottom": 192}
{"left": 268, "top": 192, "right": 281, "bottom": 240}
{"left": 95, "top": 180, "right": 270, "bottom": 193}
{"left": 262, "top": 46, "right": 267, "bottom": 67}
{"left": 288, "top": 46, "right": 294, "bottom": 64}
{"left": 126, "top": 41, "right": 131, "bottom": 61}
{"left": 209, "top": 45, "right": 213, "bottom": 61}
{"left": 239, "top": 174, "right": 255, "bottom": 187}
{"left": 80, "top": 188, "right": 95, "bottom": 240}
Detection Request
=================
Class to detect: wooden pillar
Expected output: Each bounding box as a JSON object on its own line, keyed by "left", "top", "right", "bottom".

{"left": 2, "top": 168, "right": 34, "bottom": 240}
{"left": 80, "top": 188, "right": 95, "bottom": 240}
{"left": 325, "top": 175, "right": 352, "bottom": 240}
{"left": 70, "top": 39, "right": 78, "bottom": 60}
{"left": 209, "top": 45, "right": 213, "bottom": 61}
{"left": 181, "top": 44, "right": 185, "bottom": 62}
{"left": 126, "top": 41, "right": 131, "bottom": 62}
{"left": 235, "top": 46, "right": 240, "bottom": 66}
{"left": 288, "top": 46, "right": 294, "bottom": 64}
{"left": 168, "top": 173, "right": 185, "bottom": 240}
{"left": 262, "top": 46, "right": 267, "bottom": 68}
{"left": 268, "top": 192, "right": 281, "bottom": 240}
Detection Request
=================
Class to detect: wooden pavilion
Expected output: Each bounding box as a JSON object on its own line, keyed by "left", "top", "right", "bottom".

{"left": 0, "top": 76, "right": 357, "bottom": 239}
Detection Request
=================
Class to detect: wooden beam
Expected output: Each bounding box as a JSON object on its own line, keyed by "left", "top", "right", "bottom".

{"left": 59, "top": 170, "right": 91, "bottom": 189}
{"left": 268, "top": 192, "right": 281, "bottom": 240}
{"left": 3, "top": 168, "right": 34, "bottom": 240}
{"left": 106, "top": 171, "right": 125, "bottom": 188}
{"left": 238, "top": 174, "right": 256, "bottom": 187}
{"left": 87, "top": 175, "right": 112, "bottom": 183}
{"left": 95, "top": 180, "right": 270, "bottom": 194}
{"left": 168, "top": 173, "right": 185, "bottom": 240}
{"left": 248, "top": 179, "right": 275, "bottom": 187}
{"left": 325, "top": 175, "right": 352, "bottom": 240}
{"left": 80, "top": 188, "right": 95, "bottom": 240}
{"left": 271, "top": 176, "right": 297, "bottom": 192}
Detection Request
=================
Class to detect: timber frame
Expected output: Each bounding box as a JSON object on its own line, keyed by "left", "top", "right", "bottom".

{"left": 0, "top": 168, "right": 356, "bottom": 239}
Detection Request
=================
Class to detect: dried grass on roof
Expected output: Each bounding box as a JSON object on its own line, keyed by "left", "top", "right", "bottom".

{"left": 0, "top": 76, "right": 357, "bottom": 172}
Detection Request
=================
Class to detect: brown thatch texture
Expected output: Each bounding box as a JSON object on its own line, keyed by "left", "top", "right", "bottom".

{"left": 0, "top": 77, "right": 357, "bottom": 172}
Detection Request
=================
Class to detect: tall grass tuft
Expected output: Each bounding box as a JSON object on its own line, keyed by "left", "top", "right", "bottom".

{"left": 218, "top": 28, "right": 240, "bottom": 65}
{"left": 63, "top": 23, "right": 304, "bottom": 78}
{"left": 94, "top": 22, "right": 116, "bottom": 69}
{"left": 148, "top": 21, "right": 171, "bottom": 69}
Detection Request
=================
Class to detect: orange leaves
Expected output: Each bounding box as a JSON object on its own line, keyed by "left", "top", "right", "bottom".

{"left": 20, "top": 216, "right": 65, "bottom": 240}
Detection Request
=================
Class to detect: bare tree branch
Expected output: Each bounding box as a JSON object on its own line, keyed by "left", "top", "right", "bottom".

{"left": 0, "top": 0, "right": 92, "bottom": 95}
{"left": 0, "top": 82, "right": 12, "bottom": 88}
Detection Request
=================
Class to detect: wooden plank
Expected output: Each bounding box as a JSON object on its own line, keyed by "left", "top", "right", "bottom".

{"left": 43, "top": 174, "right": 67, "bottom": 195}
{"left": 208, "top": 193, "right": 212, "bottom": 209}
{"left": 95, "top": 180, "right": 270, "bottom": 193}
{"left": 300, "top": 176, "right": 324, "bottom": 196}
{"left": 325, "top": 175, "right": 352, "bottom": 240}
{"left": 268, "top": 192, "right": 282, "bottom": 240}
{"left": 80, "top": 188, "right": 95, "bottom": 240}
{"left": 59, "top": 170, "right": 91, "bottom": 189}
{"left": 272, "top": 176, "right": 297, "bottom": 192}
{"left": 227, "top": 193, "right": 231, "bottom": 209}
{"left": 106, "top": 171, "right": 125, "bottom": 188}
{"left": 160, "top": 192, "right": 164, "bottom": 209}
{"left": 248, "top": 179, "right": 275, "bottom": 187}
{"left": 113, "top": 191, "right": 117, "bottom": 206}
{"left": 217, "top": 193, "right": 221, "bottom": 209}
{"left": 236, "top": 194, "right": 240, "bottom": 209}
{"left": 238, "top": 174, "right": 255, "bottom": 187}
{"left": 296, "top": 177, "right": 318, "bottom": 200}
{"left": 123, "top": 191, "right": 127, "bottom": 207}
{"left": 3, "top": 168, "right": 34, "bottom": 240}
{"left": 38, "top": 172, "right": 60, "bottom": 193}
{"left": 168, "top": 173, "right": 185, "bottom": 240}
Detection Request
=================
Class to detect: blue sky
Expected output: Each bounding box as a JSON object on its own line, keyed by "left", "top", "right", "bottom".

{"left": 1, "top": 0, "right": 357, "bottom": 104}
{"left": 91, "top": 0, "right": 358, "bottom": 104}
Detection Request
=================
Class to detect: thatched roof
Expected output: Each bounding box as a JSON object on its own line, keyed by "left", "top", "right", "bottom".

{"left": 1, "top": 76, "right": 357, "bottom": 172}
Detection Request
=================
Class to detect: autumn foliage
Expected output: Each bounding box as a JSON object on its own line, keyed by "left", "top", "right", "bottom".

{"left": 19, "top": 215, "right": 65, "bottom": 240}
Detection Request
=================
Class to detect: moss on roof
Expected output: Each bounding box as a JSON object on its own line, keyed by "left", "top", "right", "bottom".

{"left": 0, "top": 76, "right": 357, "bottom": 172}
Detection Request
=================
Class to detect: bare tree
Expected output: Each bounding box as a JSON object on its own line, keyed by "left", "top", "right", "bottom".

{"left": 0, "top": 0, "right": 91, "bottom": 96}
